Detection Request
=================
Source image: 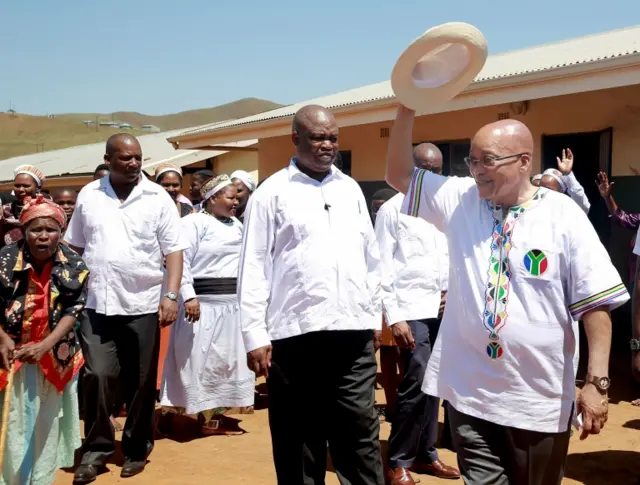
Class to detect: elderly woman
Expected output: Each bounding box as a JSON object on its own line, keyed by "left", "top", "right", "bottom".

{"left": 0, "top": 195, "right": 89, "bottom": 485}
{"left": 160, "top": 174, "right": 255, "bottom": 436}
{"left": 230, "top": 170, "right": 256, "bottom": 223}
{"left": 155, "top": 164, "right": 194, "bottom": 218}
{"left": 1, "top": 165, "right": 46, "bottom": 247}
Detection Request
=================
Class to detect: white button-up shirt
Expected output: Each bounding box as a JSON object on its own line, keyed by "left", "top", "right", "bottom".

{"left": 238, "top": 160, "right": 381, "bottom": 352}
{"left": 64, "top": 176, "right": 186, "bottom": 316}
{"left": 403, "top": 168, "right": 628, "bottom": 433}
{"left": 375, "top": 193, "right": 448, "bottom": 324}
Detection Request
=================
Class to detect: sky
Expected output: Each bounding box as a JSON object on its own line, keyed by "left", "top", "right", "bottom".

{"left": 1, "top": 0, "right": 638, "bottom": 116}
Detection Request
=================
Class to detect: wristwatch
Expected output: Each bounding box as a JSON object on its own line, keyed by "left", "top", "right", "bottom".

{"left": 587, "top": 375, "right": 611, "bottom": 394}
{"left": 164, "top": 291, "right": 178, "bottom": 302}
{"left": 631, "top": 338, "right": 640, "bottom": 351}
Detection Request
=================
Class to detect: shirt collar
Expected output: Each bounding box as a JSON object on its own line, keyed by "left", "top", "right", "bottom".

{"left": 287, "top": 158, "right": 343, "bottom": 184}
{"left": 97, "top": 174, "right": 159, "bottom": 203}
{"left": 12, "top": 241, "right": 68, "bottom": 273}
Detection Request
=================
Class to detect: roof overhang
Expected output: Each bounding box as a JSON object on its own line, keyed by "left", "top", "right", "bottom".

{"left": 170, "top": 54, "right": 640, "bottom": 149}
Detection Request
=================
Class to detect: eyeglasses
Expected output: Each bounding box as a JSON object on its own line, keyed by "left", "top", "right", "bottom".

{"left": 464, "top": 153, "right": 528, "bottom": 170}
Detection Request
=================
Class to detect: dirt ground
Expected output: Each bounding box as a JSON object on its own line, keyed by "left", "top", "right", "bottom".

{"left": 54, "top": 381, "right": 640, "bottom": 485}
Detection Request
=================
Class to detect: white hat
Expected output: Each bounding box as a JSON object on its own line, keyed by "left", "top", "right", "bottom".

{"left": 391, "top": 22, "right": 488, "bottom": 112}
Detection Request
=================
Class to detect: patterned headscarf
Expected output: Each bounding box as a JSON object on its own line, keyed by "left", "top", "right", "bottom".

{"left": 200, "top": 174, "right": 233, "bottom": 201}
{"left": 19, "top": 194, "right": 66, "bottom": 228}
{"left": 155, "top": 163, "right": 183, "bottom": 181}
{"left": 14, "top": 164, "right": 45, "bottom": 187}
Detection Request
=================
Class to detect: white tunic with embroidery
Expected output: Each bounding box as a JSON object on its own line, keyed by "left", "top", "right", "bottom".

{"left": 160, "top": 212, "right": 255, "bottom": 414}
{"left": 402, "top": 169, "right": 629, "bottom": 433}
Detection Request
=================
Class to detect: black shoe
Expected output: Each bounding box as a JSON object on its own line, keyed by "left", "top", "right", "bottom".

{"left": 121, "top": 459, "right": 146, "bottom": 478}
{"left": 73, "top": 464, "right": 101, "bottom": 484}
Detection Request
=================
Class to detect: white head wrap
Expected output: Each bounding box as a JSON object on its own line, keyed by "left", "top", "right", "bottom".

{"left": 201, "top": 174, "right": 233, "bottom": 202}
{"left": 230, "top": 170, "right": 257, "bottom": 193}
{"left": 531, "top": 174, "right": 542, "bottom": 182}
{"left": 542, "top": 169, "right": 568, "bottom": 192}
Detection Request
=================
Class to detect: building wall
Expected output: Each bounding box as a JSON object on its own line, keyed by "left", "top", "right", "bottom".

{"left": 257, "top": 84, "right": 640, "bottom": 181}
{"left": 214, "top": 150, "right": 258, "bottom": 181}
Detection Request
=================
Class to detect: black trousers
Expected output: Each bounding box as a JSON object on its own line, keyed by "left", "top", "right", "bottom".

{"left": 267, "top": 330, "right": 384, "bottom": 485}
{"left": 79, "top": 310, "right": 160, "bottom": 465}
{"left": 387, "top": 318, "right": 440, "bottom": 468}
{"left": 448, "top": 405, "right": 571, "bottom": 485}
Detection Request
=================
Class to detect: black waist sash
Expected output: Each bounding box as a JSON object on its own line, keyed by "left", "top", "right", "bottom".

{"left": 193, "top": 277, "right": 237, "bottom": 295}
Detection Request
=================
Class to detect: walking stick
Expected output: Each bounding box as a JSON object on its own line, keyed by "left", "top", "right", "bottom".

{"left": 0, "top": 362, "right": 15, "bottom": 474}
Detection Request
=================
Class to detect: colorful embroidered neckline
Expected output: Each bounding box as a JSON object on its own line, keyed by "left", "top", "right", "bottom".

{"left": 482, "top": 189, "right": 547, "bottom": 360}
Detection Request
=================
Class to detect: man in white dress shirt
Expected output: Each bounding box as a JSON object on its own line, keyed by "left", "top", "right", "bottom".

{"left": 377, "top": 144, "right": 459, "bottom": 484}
{"left": 67, "top": 134, "right": 185, "bottom": 483}
{"left": 238, "top": 105, "right": 384, "bottom": 485}
{"left": 386, "top": 105, "right": 628, "bottom": 484}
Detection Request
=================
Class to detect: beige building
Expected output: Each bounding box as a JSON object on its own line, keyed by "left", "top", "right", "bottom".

{"left": 170, "top": 26, "right": 640, "bottom": 276}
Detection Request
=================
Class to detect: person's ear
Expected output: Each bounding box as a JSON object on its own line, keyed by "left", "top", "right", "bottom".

{"left": 292, "top": 131, "right": 301, "bottom": 147}
{"left": 520, "top": 153, "right": 532, "bottom": 173}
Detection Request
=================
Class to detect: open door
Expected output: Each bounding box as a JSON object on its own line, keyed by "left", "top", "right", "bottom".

{"left": 541, "top": 128, "right": 612, "bottom": 247}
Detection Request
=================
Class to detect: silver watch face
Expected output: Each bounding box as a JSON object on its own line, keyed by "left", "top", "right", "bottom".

{"left": 165, "top": 292, "right": 177, "bottom": 301}
{"left": 598, "top": 377, "right": 611, "bottom": 390}
{"left": 632, "top": 339, "right": 640, "bottom": 351}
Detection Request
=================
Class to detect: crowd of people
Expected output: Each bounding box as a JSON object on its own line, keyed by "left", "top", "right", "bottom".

{"left": 0, "top": 100, "right": 634, "bottom": 485}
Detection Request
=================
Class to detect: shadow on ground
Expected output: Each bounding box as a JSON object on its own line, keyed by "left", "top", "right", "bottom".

{"left": 564, "top": 450, "right": 640, "bottom": 485}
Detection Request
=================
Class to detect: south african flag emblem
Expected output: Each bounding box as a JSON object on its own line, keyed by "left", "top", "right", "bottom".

{"left": 486, "top": 341, "right": 503, "bottom": 359}
{"left": 523, "top": 249, "right": 548, "bottom": 276}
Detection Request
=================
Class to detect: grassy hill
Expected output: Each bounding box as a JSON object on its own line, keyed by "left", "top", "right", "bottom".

{"left": 56, "top": 98, "right": 283, "bottom": 131}
{"left": 0, "top": 97, "right": 283, "bottom": 161}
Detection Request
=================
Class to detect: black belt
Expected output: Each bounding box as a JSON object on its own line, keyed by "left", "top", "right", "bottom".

{"left": 193, "top": 277, "right": 237, "bottom": 295}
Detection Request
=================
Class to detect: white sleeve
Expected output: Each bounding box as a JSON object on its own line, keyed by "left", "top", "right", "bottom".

{"left": 634, "top": 229, "right": 640, "bottom": 256}
{"left": 565, "top": 172, "right": 590, "bottom": 214}
{"left": 63, "top": 189, "right": 87, "bottom": 248}
{"left": 179, "top": 216, "right": 199, "bottom": 302}
{"left": 374, "top": 201, "right": 402, "bottom": 325}
{"left": 359, "top": 191, "right": 382, "bottom": 322}
{"left": 400, "top": 167, "right": 474, "bottom": 232}
{"left": 156, "top": 191, "right": 188, "bottom": 256}
{"left": 237, "top": 190, "right": 276, "bottom": 352}
{"left": 567, "top": 204, "right": 629, "bottom": 319}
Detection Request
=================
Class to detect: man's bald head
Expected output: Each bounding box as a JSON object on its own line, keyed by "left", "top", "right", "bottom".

{"left": 291, "top": 105, "right": 339, "bottom": 178}
{"left": 469, "top": 119, "right": 536, "bottom": 205}
{"left": 413, "top": 143, "right": 443, "bottom": 174}
{"left": 473, "top": 120, "right": 534, "bottom": 157}
{"left": 106, "top": 133, "right": 140, "bottom": 159}
{"left": 292, "top": 105, "right": 337, "bottom": 135}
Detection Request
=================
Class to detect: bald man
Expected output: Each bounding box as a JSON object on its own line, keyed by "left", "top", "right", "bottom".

{"left": 386, "top": 105, "right": 628, "bottom": 484}
{"left": 377, "top": 143, "right": 459, "bottom": 484}
{"left": 67, "top": 134, "right": 185, "bottom": 482}
{"left": 239, "top": 105, "right": 384, "bottom": 484}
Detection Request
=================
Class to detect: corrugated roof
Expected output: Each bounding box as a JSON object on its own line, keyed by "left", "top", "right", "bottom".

{"left": 0, "top": 125, "right": 256, "bottom": 183}
{"left": 178, "top": 25, "right": 640, "bottom": 138}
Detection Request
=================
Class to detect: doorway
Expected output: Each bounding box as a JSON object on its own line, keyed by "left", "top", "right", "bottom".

{"left": 541, "top": 129, "right": 612, "bottom": 247}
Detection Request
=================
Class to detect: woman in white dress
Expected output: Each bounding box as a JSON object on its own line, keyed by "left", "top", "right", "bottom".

{"left": 160, "top": 174, "right": 255, "bottom": 436}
